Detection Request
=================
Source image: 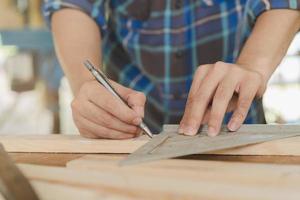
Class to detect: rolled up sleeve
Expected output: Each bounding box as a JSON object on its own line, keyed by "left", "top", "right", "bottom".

{"left": 43, "top": 0, "right": 107, "bottom": 33}
{"left": 249, "top": 0, "right": 300, "bottom": 19}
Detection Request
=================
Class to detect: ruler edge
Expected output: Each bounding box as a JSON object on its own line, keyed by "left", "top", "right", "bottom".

{"left": 121, "top": 124, "right": 300, "bottom": 166}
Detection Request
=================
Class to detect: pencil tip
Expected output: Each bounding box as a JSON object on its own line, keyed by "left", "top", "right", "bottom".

{"left": 144, "top": 126, "right": 153, "bottom": 138}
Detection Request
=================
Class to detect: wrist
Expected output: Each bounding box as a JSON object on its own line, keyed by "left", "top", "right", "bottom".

{"left": 235, "top": 60, "right": 271, "bottom": 97}
{"left": 236, "top": 58, "right": 274, "bottom": 86}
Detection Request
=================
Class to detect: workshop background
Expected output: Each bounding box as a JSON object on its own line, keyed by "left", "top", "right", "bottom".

{"left": 0, "top": 0, "right": 300, "bottom": 135}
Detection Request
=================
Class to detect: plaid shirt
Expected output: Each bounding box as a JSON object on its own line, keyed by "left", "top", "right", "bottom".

{"left": 44, "top": 0, "right": 300, "bottom": 132}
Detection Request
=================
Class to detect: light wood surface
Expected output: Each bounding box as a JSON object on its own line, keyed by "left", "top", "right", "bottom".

{"left": 9, "top": 152, "right": 300, "bottom": 166}
{"left": 2, "top": 134, "right": 300, "bottom": 157}
{"left": 18, "top": 158, "right": 300, "bottom": 200}
{"left": 10, "top": 153, "right": 86, "bottom": 166}
{"left": 67, "top": 155, "right": 300, "bottom": 185}
{"left": 0, "top": 134, "right": 147, "bottom": 153}
{"left": 4, "top": 124, "right": 300, "bottom": 199}
{"left": 31, "top": 181, "right": 131, "bottom": 200}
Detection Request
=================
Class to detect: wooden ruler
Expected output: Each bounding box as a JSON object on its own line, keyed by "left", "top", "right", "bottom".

{"left": 121, "top": 124, "right": 300, "bottom": 165}
{"left": 0, "top": 144, "right": 39, "bottom": 200}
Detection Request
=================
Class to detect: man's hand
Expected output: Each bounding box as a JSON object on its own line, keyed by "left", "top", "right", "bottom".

{"left": 179, "top": 61, "right": 265, "bottom": 137}
{"left": 179, "top": 9, "right": 300, "bottom": 137}
{"left": 71, "top": 80, "right": 146, "bottom": 139}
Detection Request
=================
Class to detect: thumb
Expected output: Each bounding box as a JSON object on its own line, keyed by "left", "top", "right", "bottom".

{"left": 126, "top": 90, "right": 146, "bottom": 118}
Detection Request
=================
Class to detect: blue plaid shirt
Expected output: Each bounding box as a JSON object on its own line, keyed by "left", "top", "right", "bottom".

{"left": 44, "top": 0, "right": 300, "bottom": 132}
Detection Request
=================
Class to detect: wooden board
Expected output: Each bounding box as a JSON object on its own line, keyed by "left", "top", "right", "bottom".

{"left": 2, "top": 124, "right": 300, "bottom": 157}
{"left": 18, "top": 159, "right": 300, "bottom": 200}
{"left": 0, "top": 134, "right": 147, "bottom": 153}
{"left": 31, "top": 180, "right": 131, "bottom": 200}
{"left": 9, "top": 153, "right": 85, "bottom": 166}
{"left": 10, "top": 153, "right": 300, "bottom": 166}
{"left": 67, "top": 154, "right": 300, "bottom": 184}
{"left": 122, "top": 124, "right": 300, "bottom": 165}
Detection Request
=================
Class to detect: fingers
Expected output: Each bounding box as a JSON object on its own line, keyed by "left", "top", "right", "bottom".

{"left": 82, "top": 81, "right": 142, "bottom": 125}
{"left": 180, "top": 62, "right": 227, "bottom": 136}
{"left": 208, "top": 74, "right": 240, "bottom": 136}
{"left": 73, "top": 112, "right": 136, "bottom": 139}
{"left": 73, "top": 80, "right": 146, "bottom": 139}
{"left": 126, "top": 90, "right": 146, "bottom": 118}
{"left": 201, "top": 108, "right": 211, "bottom": 125}
{"left": 72, "top": 100, "right": 139, "bottom": 134}
{"left": 110, "top": 80, "right": 146, "bottom": 117}
{"left": 180, "top": 61, "right": 264, "bottom": 137}
{"left": 178, "top": 65, "right": 211, "bottom": 134}
{"left": 187, "top": 65, "right": 213, "bottom": 98}
{"left": 228, "top": 76, "right": 260, "bottom": 132}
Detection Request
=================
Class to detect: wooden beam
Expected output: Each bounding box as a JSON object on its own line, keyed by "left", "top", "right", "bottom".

{"left": 31, "top": 180, "right": 131, "bottom": 200}
{"left": 0, "top": 135, "right": 147, "bottom": 153}
{"left": 9, "top": 153, "right": 85, "bottom": 166}
{"left": 10, "top": 152, "right": 300, "bottom": 166}
{"left": 67, "top": 155, "right": 300, "bottom": 183}
{"left": 1, "top": 132, "right": 300, "bottom": 156}
{"left": 19, "top": 160, "right": 300, "bottom": 200}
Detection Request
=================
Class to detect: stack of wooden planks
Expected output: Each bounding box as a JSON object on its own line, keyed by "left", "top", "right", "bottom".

{"left": 16, "top": 155, "right": 300, "bottom": 200}
{"left": 1, "top": 134, "right": 300, "bottom": 199}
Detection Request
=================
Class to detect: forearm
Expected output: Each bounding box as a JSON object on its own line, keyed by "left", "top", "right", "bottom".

{"left": 52, "top": 9, "right": 102, "bottom": 95}
{"left": 237, "top": 9, "right": 300, "bottom": 90}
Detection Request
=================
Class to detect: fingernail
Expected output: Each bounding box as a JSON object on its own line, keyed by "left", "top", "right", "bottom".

{"left": 183, "top": 126, "right": 197, "bottom": 136}
{"left": 178, "top": 126, "right": 184, "bottom": 134}
{"left": 208, "top": 126, "right": 218, "bottom": 137}
{"left": 228, "top": 121, "right": 239, "bottom": 131}
{"left": 132, "top": 117, "right": 142, "bottom": 125}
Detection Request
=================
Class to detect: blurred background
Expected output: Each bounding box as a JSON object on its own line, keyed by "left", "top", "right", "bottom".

{"left": 0, "top": 0, "right": 299, "bottom": 135}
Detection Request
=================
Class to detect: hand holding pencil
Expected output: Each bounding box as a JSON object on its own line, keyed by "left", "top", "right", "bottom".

{"left": 70, "top": 60, "right": 151, "bottom": 139}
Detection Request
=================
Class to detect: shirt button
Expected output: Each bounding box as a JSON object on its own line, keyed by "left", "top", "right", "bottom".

{"left": 175, "top": 0, "right": 183, "bottom": 9}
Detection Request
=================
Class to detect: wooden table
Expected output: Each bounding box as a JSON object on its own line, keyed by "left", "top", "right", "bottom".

{"left": 2, "top": 134, "right": 300, "bottom": 200}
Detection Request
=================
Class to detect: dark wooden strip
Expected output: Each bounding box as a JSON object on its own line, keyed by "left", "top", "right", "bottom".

{"left": 0, "top": 144, "right": 39, "bottom": 200}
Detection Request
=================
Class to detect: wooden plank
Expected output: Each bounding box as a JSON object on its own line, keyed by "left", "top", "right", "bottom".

{"left": 2, "top": 124, "right": 300, "bottom": 157}
{"left": 179, "top": 154, "right": 300, "bottom": 165}
{"left": 67, "top": 155, "right": 300, "bottom": 199}
{"left": 31, "top": 180, "right": 133, "bottom": 200}
{"left": 0, "top": 134, "right": 148, "bottom": 153}
{"left": 122, "top": 124, "right": 300, "bottom": 165}
{"left": 9, "top": 153, "right": 85, "bottom": 166}
{"left": 3, "top": 133, "right": 300, "bottom": 155}
{"left": 67, "top": 155, "right": 300, "bottom": 183}
{"left": 19, "top": 161, "right": 300, "bottom": 200}
{"left": 10, "top": 152, "right": 300, "bottom": 166}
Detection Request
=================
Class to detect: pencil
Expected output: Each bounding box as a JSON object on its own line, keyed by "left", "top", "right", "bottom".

{"left": 83, "top": 60, "right": 153, "bottom": 138}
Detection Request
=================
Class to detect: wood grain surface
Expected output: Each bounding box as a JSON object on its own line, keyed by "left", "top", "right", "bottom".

{"left": 2, "top": 134, "right": 300, "bottom": 157}
{"left": 0, "top": 135, "right": 148, "bottom": 153}
{"left": 17, "top": 157, "right": 300, "bottom": 200}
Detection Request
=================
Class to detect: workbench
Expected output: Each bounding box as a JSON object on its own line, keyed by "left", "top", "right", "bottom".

{"left": 2, "top": 134, "right": 300, "bottom": 200}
